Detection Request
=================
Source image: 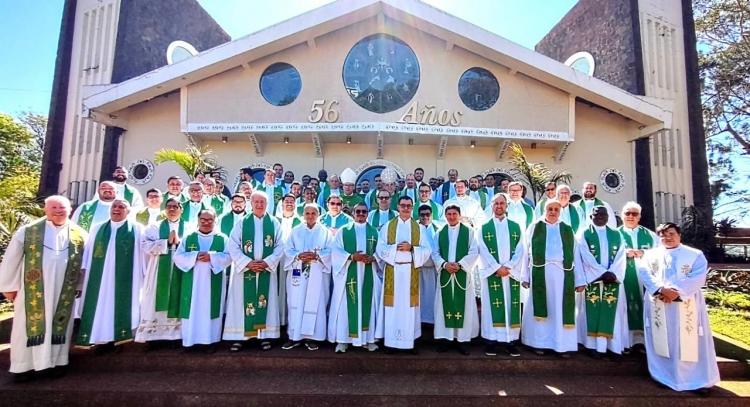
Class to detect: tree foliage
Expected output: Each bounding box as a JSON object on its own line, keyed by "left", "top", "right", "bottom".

{"left": 507, "top": 143, "right": 572, "bottom": 204}
{"left": 0, "top": 113, "right": 33, "bottom": 179}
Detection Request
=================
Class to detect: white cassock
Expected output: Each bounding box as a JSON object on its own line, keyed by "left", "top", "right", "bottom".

{"left": 443, "top": 195, "right": 485, "bottom": 227}
{"left": 637, "top": 245, "right": 720, "bottom": 391}
{"left": 0, "top": 221, "right": 86, "bottom": 373}
{"left": 224, "top": 216, "right": 283, "bottom": 341}
{"left": 277, "top": 214, "right": 299, "bottom": 326}
{"left": 419, "top": 224, "right": 437, "bottom": 324}
{"left": 521, "top": 220, "right": 582, "bottom": 352}
{"left": 430, "top": 224, "right": 480, "bottom": 342}
{"left": 476, "top": 217, "right": 527, "bottom": 342}
{"left": 76, "top": 220, "right": 143, "bottom": 344}
{"left": 328, "top": 222, "right": 381, "bottom": 346}
{"left": 71, "top": 199, "right": 112, "bottom": 230}
{"left": 375, "top": 217, "right": 431, "bottom": 349}
{"left": 578, "top": 199, "right": 616, "bottom": 229}
{"left": 574, "top": 226, "right": 627, "bottom": 353}
{"left": 135, "top": 221, "right": 184, "bottom": 342}
{"left": 173, "top": 231, "right": 232, "bottom": 346}
{"left": 284, "top": 223, "right": 332, "bottom": 341}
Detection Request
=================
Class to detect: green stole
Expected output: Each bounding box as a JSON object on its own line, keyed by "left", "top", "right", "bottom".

{"left": 368, "top": 190, "right": 378, "bottom": 209}
{"left": 136, "top": 208, "right": 165, "bottom": 226}
{"left": 210, "top": 195, "right": 226, "bottom": 216}
{"left": 563, "top": 204, "right": 580, "bottom": 232}
{"left": 240, "top": 214, "right": 276, "bottom": 335}
{"left": 321, "top": 213, "right": 351, "bottom": 229}
{"left": 340, "top": 193, "right": 363, "bottom": 210}
{"left": 476, "top": 190, "right": 488, "bottom": 209}
{"left": 181, "top": 201, "right": 206, "bottom": 223}
{"left": 179, "top": 232, "right": 225, "bottom": 320}
{"left": 437, "top": 224, "right": 470, "bottom": 328}
{"left": 22, "top": 218, "right": 85, "bottom": 346}
{"left": 481, "top": 218, "right": 522, "bottom": 328}
{"left": 518, "top": 201, "right": 534, "bottom": 227}
{"left": 619, "top": 225, "right": 654, "bottom": 332}
{"left": 440, "top": 183, "right": 451, "bottom": 203}
{"left": 161, "top": 193, "right": 185, "bottom": 210}
{"left": 370, "top": 209, "right": 396, "bottom": 229}
{"left": 123, "top": 184, "right": 134, "bottom": 205}
{"left": 342, "top": 223, "right": 378, "bottom": 337}
{"left": 530, "top": 221, "right": 575, "bottom": 327}
{"left": 383, "top": 218, "right": 420, "bottom": 307}
{"left": 77, "top": 221, "right": 135, "bottom": 346}
{"left": 220, "top": 212, "right": 243, "bottom": 236}
{"left": 154, "top": 219, "right": 185, "bottom": 318}
{"left": 583, "top": 226, "right": 623, "bottom": 338}
{"left": 578, "top": 198, "right": 605, "bottom": 218}
{"left": 412, "top": 200, "right": 439, "bottom": 219}
{"left": 76, "top": 200, "right": 99, "bottom": 231}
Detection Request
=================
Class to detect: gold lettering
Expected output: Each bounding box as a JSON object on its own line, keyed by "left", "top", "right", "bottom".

{"left": 450, "top": 111, "right": 463, "bottom": 126}
{"left": 437, "top": 109, "right": 450, "bottom": 126}
{"left": 398, "top": 102, "right": 419, "bottom": 124}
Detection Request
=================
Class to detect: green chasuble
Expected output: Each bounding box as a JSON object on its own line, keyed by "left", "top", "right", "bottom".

{"left": 583, "top": 225, "right": 623, "bottom": 338}
{"left": 239, "top": 214, "right": 276, "bottom": 335}
{"left": 154, "top": 219, "right": 186, "bottom": 318}
{"left": 530, "top": 221, "right": 576, "bottom": 327}
{"left": 320, "top": 212, "right": 353, "bottom": 230}
{"left": 23, "top": 218, "right": 85, "bottom": 346}
{"left": 340, "top": 193, "right": 364, "bottom": 211}
{"left": 481, "top": 218, "right": 522, "bottom": 328}
{"left": 179, "top": 232, "right": 226, "bottom": 320}
{"left": 77, "top": 221, "right": 136, "bottom": 346}
{"left": 181, "top": 201, "right": 206, "bottom": 223}
{"left": 135, "top": 208, "right": 165, "bottom": 226}
{"left": 122, "top": 184, "right": 136, "bottom": 206}
{"left": 209, "top": 195, "right": 228, "bottom": 216}
{"left": 618, "top": 225, "right": 655, "bottom": 332}
{"left": 342, "top": 223, "right": 379, "bottom": 337}
{"left": 383, "top": 218, "right": 421, "bottom": 307}
{"left": 75, "top": 200, "right": 99, "bottom": 232}
{"left": 437, "top": 224, "right": 471, "bottom": 328}
{"left": 219, "top": 212, "right": 244, "bottom": 236}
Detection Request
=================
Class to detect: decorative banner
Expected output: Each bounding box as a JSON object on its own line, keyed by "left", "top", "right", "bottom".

{"left": 186, "top": 122, "right": 571, "bottom": 142}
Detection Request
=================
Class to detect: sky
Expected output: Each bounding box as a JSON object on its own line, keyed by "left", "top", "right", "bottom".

{"left": 0, "top": 0, "right": 578, "bottom": 116}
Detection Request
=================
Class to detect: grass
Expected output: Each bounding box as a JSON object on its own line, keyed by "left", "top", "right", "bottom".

{"left": 708, "top": 307, "right": 750, "bottom": 347}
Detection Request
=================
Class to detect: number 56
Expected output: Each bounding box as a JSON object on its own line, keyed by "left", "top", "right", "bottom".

{"left": 308, "top": 99, "right": 340, "bottom": 123}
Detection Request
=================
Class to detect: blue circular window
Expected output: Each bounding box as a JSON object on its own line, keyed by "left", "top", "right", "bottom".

{"left": 260, "top": 62, "right": 301, "bottom": 106}
{"left": 342, "top": 34, "right": 420, "bottom": 114}
{"left": 458, "top": 67, "right": 500, "bottom": 111}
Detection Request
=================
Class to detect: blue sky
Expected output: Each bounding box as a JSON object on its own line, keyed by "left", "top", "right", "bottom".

{"left": 0, "top": 0, "right": 577, "bottom": 116}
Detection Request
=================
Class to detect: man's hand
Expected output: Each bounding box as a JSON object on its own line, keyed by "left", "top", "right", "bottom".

{"left": 298, "top": 251, "right": 318, "bottom": 262}
{"left": 168, "top": 230, "right": 177, "bottom": 246}
{"left": 2, "top": 291, "right": 16, "bottom": 302}
{"left": 522, "top": 282, "right": 530, "bottom": 289}
{"left": 197, "top": 252, "right": 211, "bottom": 262}
{"left": 659, "top": 287, "right": 680, "bottom": 303}
{"left": 352, "top": 252, "right": 374, "bottom": 264}
{"left": 495, "top": 266, "right": 510, "bottom": 278}
{"left": 575, "top": 285, "right": 586, "bottom": 293}
{"left": 246, "top": 260, "right": 267, "bottom": 273}
{"left": 600, "top": 271, "right": 618, "bottom": 284}
{"left": 396, "top": 241, "right": 412, "bottom": 252}
{"left": 444, "top": 262, "right": 461, "bottom": 273}
{"left": 626, "top": 249, "right": 644, "bottom": 259}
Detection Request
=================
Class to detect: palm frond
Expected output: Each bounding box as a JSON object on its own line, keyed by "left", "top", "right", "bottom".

{"left": 507, "top": 143, "right": 573, "bottom": 204}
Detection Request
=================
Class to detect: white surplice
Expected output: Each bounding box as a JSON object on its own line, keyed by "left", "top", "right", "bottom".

{"left": 277, "top": 214, "right": 299, "bottom": 326}
{"left": 637, "top": 245, "right": 720, "bottom": 391}
{"left": 476, "top": 217, "right": 527, "bottom": 342}
{"left": 76, "top": 220, "right": 143, "bottom": 345}
{"left": 284, "top": 222, "right": 332, "bottom": 341}
{"left": 224, "top": 215, "right": 283, "bottom": 340}
{"left": 375, "top": 217, "right": 431, "bottom": 349}
{"left": 574, "top": 225, "right": 627, "bottom": 353}
{"left": 173, "top": 231, "right": 232, "bottom": 346}
{"left": 328, "top": 222, "right": 381, "bottom": 346}
{"left": 430, "top": 224, "right": 480, "bottom": 342}
{"left": 0, "top": 221, "right": 87, "bottom": 373}
{"left": 521, "top": 220, "right": 582, "bottom": 353}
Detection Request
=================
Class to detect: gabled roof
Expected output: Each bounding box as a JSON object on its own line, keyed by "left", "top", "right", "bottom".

{"left": 83, "top": 0, "right": 670, "bottom": 128}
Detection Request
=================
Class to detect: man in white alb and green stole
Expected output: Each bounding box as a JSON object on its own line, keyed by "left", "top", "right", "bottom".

{"left": 368, "top": 190, "right": 397, "bottom": 231}
{"left": 637, "top": 223, "right": 719, "bottom": 392}
{"left": 173, "top": 209, "right": 232, "bottom": 348}
{"left": 112, "top": 166, "right": 144, "bottom": 210}
{"left": 0, "top": 196, "right": 86, "bottom": 380}
{"left": 71, "top": 181, "right": 117, "bottom": 232}
{"left": 555, "top": 185, "right": 584, "bottom": 234}
{"left": 319, "top": 195, "right": 353, "bottom": 235}
{"left": 225, "top": 191, "right": 283, "bottom": 349}
{"left": 431, "top": 205, "right": 480, "bottom": 355}
{"left": 135, "top": 198, "right": 187, "bottom": 343}
{"left": 506, "top": 182, "right": 535, "bottom": 228}
{"left": 618, "top": 201, "right": 659, "bottom": 348}
{"left": 576, "top": 182, "right": 616, "bottom": 229}
{"left": 575, "top": 206, "right": 627, "bottom": 355}
{"left": 521, "top": 199, "right": 582, "bottom": 355}
{"left": 277, "top": 194, "right": 302, "bottom": 326}
{"left": 260, "top": 168, "right": 285, "bottom": 216}
{"left": 76, "top": 200, "right": 143, "bottom": 349}
{"left": 329, "top": 203, "right": 380, "bottom": 353}
{"left": 416, "top": 204, "right": 439, "bottom": 324}
{"left": 182, "top": 182, "right": 208, "bottom": 228}
{"left": 216, "top": 194, "right": 247, "bottom": 236}
{"left": 375, "top": 196, "right": 432, "bottom": 351}
{"left": 283, "top": 204, "right": 333, "bottom": 350}
{"left": 476, "top": 193, "right": 527, "bottom": 357}
{"left": 412, "top": 184, "right": 443, "bottom": 221}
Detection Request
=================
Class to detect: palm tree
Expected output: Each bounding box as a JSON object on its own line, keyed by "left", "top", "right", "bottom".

{"left": 153, "top": 143, "right": 224, "bottom": 181}
{"left": 507, "top": 143, "right": 572, "bottom": 205}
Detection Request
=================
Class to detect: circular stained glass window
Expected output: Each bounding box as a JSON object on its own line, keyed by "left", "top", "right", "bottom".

{"left": 599, "top": 168, "right": 625, "bottom": 193}
{"left": 260, "top": 62, "right": 302, "bottom": 106}
{"left": 458, "top": 67, "right": 500, "bottom": 111}
{"left": 342, "top": 34, "right": 420, "bottom": 114}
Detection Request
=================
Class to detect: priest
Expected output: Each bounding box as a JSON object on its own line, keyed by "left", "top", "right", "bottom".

{"left": 283, "top": 204, "right": 332, "bottom": 351}
{"left": 181, "top": 181, "right": 207, "bottom": 227}
{"left": 329, "top": 202, "right": 380, "bottom": 353}
{"left": 476, "top": 193, "right": 527, "bottom": 357}
{"left": 71, "top": 181, "right": 117, "bottom": 231}
{"left": 375, "top": 196, "right": 432, "bottom": 352}
{"left": 575, "top": 206, "right": 627, "bottom": 357}
{"left": 637, "top": 223, "right": 720, "bottom": 393}
{"left": 135, "top": 198, "right": 186, "bottom": 344}
{"left": 521, "top": 199, "right": 582, "bottom": 356}
{"left": 277, "top": 194, "right": 302, "bottom": 326}
{"left": 258, "top": 168, "right": 284, "bottom": 216}
{"left": 0, "top": 196, "right": 86, "bottom": 381}
{"left": 412, "top": 184, "right": 443, "bottom": 221}
{"left": 216, "top": 194, "right": 247, "bottom": 236}
{"left": 339, "top": 168, "right": 364, "bottom": 212}
{"left": 416, "top": 204, "right": 439, "bottom": 324}
{"left": 76, "top": 199, "right": 143, "bottom": 351}
{"left": 135, "top": 188, "right": 165, "bottom": 226}
{"left": 173, "top": 209, "right": 232, "bottom": 351}
{"left": 225, "top": 191, "right": 284, "bottom": 351}
{"left": 112, "top": 166, "right": 143, "bottom": 209}
{"left": 555, "top": 185, "right": 584, "bottom": 234}
{"left": 431, "top": 205, "right": 480, "bottom": 355}
{"left": 368, "top": 190, "right": 397, "bottom": 231}
{"left": 506, "top": 182, "right": 535, "bottom": 228}
{"left": 576, "top": 182, "right": 616, "bottom": 228}
{"left": 319, "top": 195, "right": 353, "bottom": 235}
{"left": 162, "top": 176, "right": 186, "bottom": 209}
{"left": 443, "top": 180, "right": 485, "bottom": 228}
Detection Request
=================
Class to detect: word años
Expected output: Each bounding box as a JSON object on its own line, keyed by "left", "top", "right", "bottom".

{"left": 397, "top": 102, "right": 463, "bottom": 127}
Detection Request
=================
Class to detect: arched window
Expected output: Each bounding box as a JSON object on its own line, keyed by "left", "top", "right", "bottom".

{"left": 166, "top": 40, "right": 198, "bottom": 65}
{"left": 564, "top": 51, "right": 595, "bottom": 76}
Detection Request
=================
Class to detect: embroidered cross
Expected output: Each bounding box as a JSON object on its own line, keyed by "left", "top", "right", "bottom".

{"left": 367, "top": 235, "right": 377, "bottom": 252}
{"left": 455, "top": 312, "right": 462, "bottom": 320}
{"left": 490, "top": 281, "right": 501, "bottom": 291}
{"left": 588, "top": 293, "right": 600, "bottom": 304}
{"left": 512, "top": 297, "right": 520, "bottom": 307}
{"left": 493, "top": 298, "right": 502, "bottom": 308}
{"left": 245, "top": 273, "right": 256, "bottom": 281}
{"left": 489, "top": 248, "right": 497, "bottom": 256}
{"left": 187, "top": 243, "right": 198, "bottom": 251}
{"left": 511, "top": 231, "right": 519, "bottom": 241}
{"left": 446, "top": 312, "right": 453, "bottom": 320}
{"left": 347, "top": 277, "right": 357, "bottom": 300}
{"left": 484, "top": 231, "right": 494, "bottom": 241}
{"left": 604, "top": 294, "right": 616, "bottom": 305}
{"left": 120, "top": 329, "right": 129, "bottom": 337}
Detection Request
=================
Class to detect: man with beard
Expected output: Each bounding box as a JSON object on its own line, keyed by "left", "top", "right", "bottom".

{"left": 483, "top": 174, "right": 498, "bottom": 197}
{"left": 72, "top": 181, "right": 117, "bottom": 232}
{"left": 339, "top": 168, "right": 364, "bottom": 212}
{"left": 318, "top": 174, "right": 342, "bottom": 208}
{"left": 433, "top": 169, "right": 458, "bottom": 205}
{"left": 282, "top": 171, "right": 295, "bottom": 194}
{"left": 162, "top": 176, "right": 186, "bottom": 209}
{"left": 111, "top": 166, "right": 143, "bottom": 209}
{"left": 136, "top": 198, "right": 186, "bottom": 344}
{"left": 576, "top": 182, "right": 616, "bottom": 228}
{"left": 416, "top": 204, "right": 439, "bottom": 325}
{"left": 135, "top": 188, "right": 165, "bottom": 226}
{"left": 468, "top": 176, "right": 489, "bottom": 210}
{"left": 217, "top": 195, "right": 247, "bottom": 236}
{"left": 329, "top": 202, "right": 380, "bottom": 353}
{"left": 499, "top": 178, "right": 510, "bottom": 193}
{"left": 273, "top": 163, "right": 284, "bottom": 187}
{"left": 364, "top": 174, "right": 382, "bottom": 209}
{"left": 555, "top": 185, "right": 584, "bottom": 234}
{"left": 443, "top": 180, "right": 485, "bottom": 228}
{"left": 413, "top": 167, "right": 426, "bottom": 188}
{"left": 202, "top": 178, "right": 228, "bottom": 216}
{"left": 297, "top": 186, "right": 325, "bottom": 216}
{"left": 301, "top": 175, "right": 311, "bottom": 190}
{"left": 358, "top": 180, "right": 370, "bottom": 198}
{"left": 317, "top": 169, "right": 329, "bottom": 192}
{"left": 277, "top": 194, "right": 302, "bottom": 326}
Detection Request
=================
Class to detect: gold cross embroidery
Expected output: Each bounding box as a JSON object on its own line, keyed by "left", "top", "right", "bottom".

{"left": 367, "top": 235, "right": 377, "bottom": 252}
{"left": 446, "top": 312, "right": 453, "bottom": 320}
{"left": 511, "top": 231, "right": 519, "bottom": 241}
{"left": 484, "top": 231, "right": 494, "bottom": 241}
{"left": 493, "top": 298, "right": 502, "bottom": 308}
{"left": 490, "top": 281, "right": 501, "bottom": 291}
{"left": 455, "top": 312, "right": 462, "bottom": 319}
{"left": 187, "top": 243, "right": 198, "bottom": 251}
{"left": 347, "top": 277, "right": 357, "bottom": 300}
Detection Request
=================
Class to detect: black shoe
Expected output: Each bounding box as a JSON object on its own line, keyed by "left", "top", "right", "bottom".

{"left": 692, "top": 387, "right": 711, "bottom": 397}
{"left": 557, "top": 351, "right": 571, "bottom": 359}
{"left": 505, "top": 344, "right": 521, "bottom": 357}
{"left": 484, "top": 344, "right": 498, "bottom": 356}
{"left": 94, "top": 342, "right": 115, "bottom": 355}
{"left": 457, "top": 343, "right": 470, "bottom": 356}
{"left": 587, "top": 349, "right": 602, "bottom": 359}
{"left": 48, "top": 365, "right": 68, "bottom": 379}
{"left": 281, "top": 340, "right": 301, "bottom": 350}
{"left": 533, "top": 348, "right": 546, "bottom": 356}
{"left": 204, "top": 344, "right": 217, "bottom": 354}
{"left": 383, "top": 346, "right": 394, "bottom": 354}
{"left": 435, "top": 342, "right": 449, "bottom": 353}
{"left": 12, "top": 371, "right": 35, "bottom": 383}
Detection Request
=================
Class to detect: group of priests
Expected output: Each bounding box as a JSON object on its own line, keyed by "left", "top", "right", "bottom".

{"left": 0, "top": 164, "right": 720, "bottom": 394}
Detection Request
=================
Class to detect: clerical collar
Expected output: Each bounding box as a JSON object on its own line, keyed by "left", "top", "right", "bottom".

{"left": 197, "top": 230, "right": 213, "bottom": 237}
{"left": 110, "top": 219, "right": 126, "bottom": 227}
{"left": 305, "top": 223, "right": 317, "bottom": 230}
{"left": 584, "top": 198, "right": 595, "bottom": 203}
{"left": 46, "top": 220, "right": 67, "bottom": 229}
{"left": 448, "top": 223, "right": 460, "bottom": 229}
{"left": 494, "top": 216, "right": 506, "bottom": 222}
{"left": 397, "top": 217, "right": 411, "bottom": 224}
{"left": 622, "top": 225, "right": 637, "bottom": 232}
{"left": 543, "top": 219, "right": 559, "bottom": 226}
{"left": 190, "top": 201, "right": 201, "bottom": 206}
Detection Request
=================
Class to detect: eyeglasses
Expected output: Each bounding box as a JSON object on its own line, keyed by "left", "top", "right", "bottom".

{"left": 378, "top": 196, "right": 390, "bottom": 200}
{"left": 354, "top": 209, "right": 368, "bottom": 214}
{"left": 624, "top": 211, "right": 639, "bottom": 216}
{"left": 545, "top": 188, "right": 556, "bottom": 192}
{"left": 329, "top": 202, "right": 342, "bottom": 206}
